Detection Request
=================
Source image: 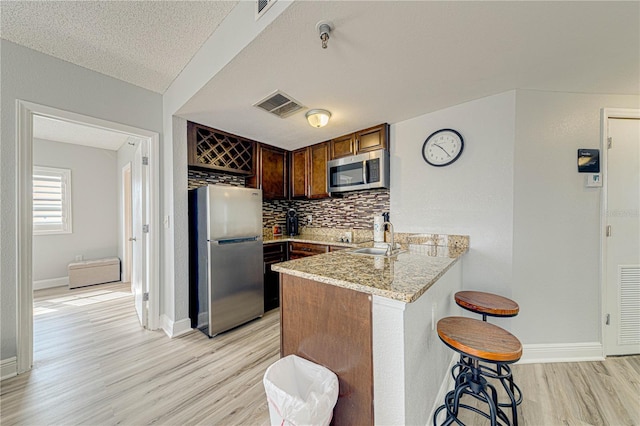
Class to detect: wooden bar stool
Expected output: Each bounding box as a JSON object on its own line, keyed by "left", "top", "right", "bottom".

{"left": 455, "top": 291, "right": 519, "bottom": 321}
{"left": 454, "top": 290, "right": 522, "bottom": 413}
{"left": 434, "top": 317, "right": 522, "bottom": 426}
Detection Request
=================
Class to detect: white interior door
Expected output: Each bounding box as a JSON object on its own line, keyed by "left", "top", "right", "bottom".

{"left": 132, "top": 141, "right": 148, "bottom": 328}
{"left": 123, "top": 163, "right": 133, "bottom": 285}
{"left": 605, "top": 117, "right": 640, "bottom": 355}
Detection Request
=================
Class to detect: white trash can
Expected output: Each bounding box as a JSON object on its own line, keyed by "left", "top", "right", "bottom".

{"left": 263, "top": 354, "right": 339, "bottom": 426}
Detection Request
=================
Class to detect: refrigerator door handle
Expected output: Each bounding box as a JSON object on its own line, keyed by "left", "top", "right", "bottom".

{"left": 210, "top": 236, "right": 259, "bottom": 245}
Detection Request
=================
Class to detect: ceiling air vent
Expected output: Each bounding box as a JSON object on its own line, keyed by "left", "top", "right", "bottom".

{"left": 254, "top": 90, "right": 305, "bottom": 119}
{"left": 256, "top": 0, "right": 276, "bottom": 20}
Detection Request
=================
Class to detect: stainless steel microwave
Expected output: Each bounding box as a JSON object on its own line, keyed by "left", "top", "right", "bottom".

{"left": 327, "top": 149, "right": 390, "bottom": 193}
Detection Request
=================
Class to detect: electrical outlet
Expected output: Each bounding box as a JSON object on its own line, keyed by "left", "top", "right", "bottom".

{"left": 75, "top": 255, "right": 83, "bottom": 262}
{"left": 307, "top": 215, "right": 312, "bottom": 225}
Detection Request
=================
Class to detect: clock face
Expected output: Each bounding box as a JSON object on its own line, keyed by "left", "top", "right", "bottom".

{"left": 422, "top": 129, "right": 464, "bottom": 167}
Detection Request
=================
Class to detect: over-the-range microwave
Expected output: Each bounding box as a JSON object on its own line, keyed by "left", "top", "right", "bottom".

{"left": 327, "top": 149, "right": 390, "bottom": 193}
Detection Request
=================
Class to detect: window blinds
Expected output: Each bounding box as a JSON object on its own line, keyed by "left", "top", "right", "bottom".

{"left": 33, "top": 166, "right": 72, "bottom": 234}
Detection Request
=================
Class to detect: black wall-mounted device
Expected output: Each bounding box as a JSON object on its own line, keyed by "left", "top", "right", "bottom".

{"left": 577, "top": 149, "right": 600, "bottom": 173}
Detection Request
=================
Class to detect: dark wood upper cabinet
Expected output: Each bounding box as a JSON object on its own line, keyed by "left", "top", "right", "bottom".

{"left": 356, "top": 123, "right": 389, "bottom": 153}
{"left": 187, "top": 121, "right": 255, "bottom": 175}
{"left": 248, "top": 143, "right": 288, "bottom": 200}
{"left": 187, "top": 121, "right": 388, "bottom": 201}
{"left": 290, "top": 142, "right": 329, "bottom": 200}
{"left": 308, "top": 142, "right": 329, "bottom": 199}
{"left": 290, "top": 148, "right": 308, "bottom": 199}
{"left": 330, "top": 133, "right": 357, "bottom": 159}
{"left": 330, "top": 123, "right": 389, "bottom": 159}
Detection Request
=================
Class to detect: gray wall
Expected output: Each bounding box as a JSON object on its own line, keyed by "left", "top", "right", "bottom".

{"left": 33, "top": 139, "right": 118, "bottom": 282}
{"left": 512, "top": 89, "right": 640, "bottom": 344}
{"left": 392, "top": 88, "right": 640, "bottom": 348}
{"left": 392, "top": 91, "right": 517, "bottom": 331}
{"left": 0, "top": 40, "right": 162, "bottom": 361}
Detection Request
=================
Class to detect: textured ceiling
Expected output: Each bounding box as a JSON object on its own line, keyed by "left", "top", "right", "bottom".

{"left": 33, "top": 115, "right": 137, "bottom": 151}
{"left": 177, "top": 1, "right": 640, "bottom": 150}
{"left": 2, "top": 1, "right": 639, "bottom": 150}
{"left": 0, "top": 0, "right": 238, "bottom": 93}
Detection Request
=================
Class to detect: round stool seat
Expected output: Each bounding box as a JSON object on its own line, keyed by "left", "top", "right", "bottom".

{"left": 437, "top": 316, "right": 522, "bottom": 363}
{"left": 455, "top": 290, "right": 519, "bottom": 318}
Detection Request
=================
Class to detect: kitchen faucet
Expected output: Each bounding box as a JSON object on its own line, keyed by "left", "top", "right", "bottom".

{"left": 383, "top": 221, "right": 395, "bottom": 256}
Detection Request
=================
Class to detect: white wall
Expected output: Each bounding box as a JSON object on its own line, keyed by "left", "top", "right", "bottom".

{"left": 161, "top": 1, "right": 293, "bottom": 336}
{"left": 392, "top": 91, "right": 516, "bottom": 326}
{"left": 392, "top": 89, "right": 640, "bottom": 353}
{"left": 33, "top": 139, "right": 118, "bottom": 283}
{"left": 512, "top": 90, "right": 640, "bottom": 346}
{"left": 0, "top": 40, "right": 162, "bottom": 361}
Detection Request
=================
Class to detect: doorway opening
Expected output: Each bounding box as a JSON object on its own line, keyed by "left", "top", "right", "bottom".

{"left": 16, "top": 100, "right": 160, "bottom": 374}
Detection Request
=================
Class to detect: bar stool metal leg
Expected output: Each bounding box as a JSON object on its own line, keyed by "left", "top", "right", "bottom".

{"left": 435, "top": 357, "right": 513, "bottom": 426}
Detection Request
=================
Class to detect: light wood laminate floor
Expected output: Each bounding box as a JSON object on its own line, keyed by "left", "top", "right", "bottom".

{"left": 1, "top": 282, "right": 638, "bottom": 425}
{"left": 1, "top": 282, "right": 276, "bottom": 425}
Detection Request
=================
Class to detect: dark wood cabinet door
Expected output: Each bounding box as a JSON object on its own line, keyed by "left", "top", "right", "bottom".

{"left": 257, "top": 144, "right": 288, "bottom": 200}
{"left": 356, "top": 123, "right": 389, "bottom": 153}
{"left": 308, "top": 142, "right": 329, "bottom": 199}
{"left": 290, "top": 148, "right": 308, "bottom": 199}
{"left": 330, "top": 133, "right": 357, "bottom": 159}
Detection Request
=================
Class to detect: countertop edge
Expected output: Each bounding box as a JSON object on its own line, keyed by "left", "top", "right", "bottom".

{"left": 272, "top": 253, "right": 464, "bottom": 304}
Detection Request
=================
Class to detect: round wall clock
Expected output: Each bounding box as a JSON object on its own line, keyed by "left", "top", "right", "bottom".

{"left": 422, "top": 129, "right": 464, "bottom": 167}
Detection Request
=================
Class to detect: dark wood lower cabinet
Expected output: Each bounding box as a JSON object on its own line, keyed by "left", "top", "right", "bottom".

{"left": 288, "top": 242, "right": 329, "bottom": 259}
{"left": 280, "top": 275, "right": 374, "bottom": 426}
{"left": 263, "top": 243, "right": 286, "bottom": 311}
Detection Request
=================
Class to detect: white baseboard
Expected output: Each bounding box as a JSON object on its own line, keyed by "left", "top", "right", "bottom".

{"left": 519, "top": 342, "right": 604, "bottom": 364}
{"left": 161, "top": 314, "right": 193, "bottom": 338}
{"left": 33, "top": 276, "right": 68, "bottom": 290}
{"left": 1, "top": 357, "right": 17, "bottom": 381}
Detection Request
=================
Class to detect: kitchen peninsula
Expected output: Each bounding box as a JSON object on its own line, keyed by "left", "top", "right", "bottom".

{"left": 272, "top": 235, "right": 469, "bottom": 425}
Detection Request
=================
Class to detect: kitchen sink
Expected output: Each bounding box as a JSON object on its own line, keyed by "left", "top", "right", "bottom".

{"left": 349, "top": 247, "right": 405, "bottom": 257}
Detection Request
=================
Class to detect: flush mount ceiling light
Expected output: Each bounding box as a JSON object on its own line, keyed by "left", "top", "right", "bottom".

{"left": 305, "top": 109, "right": 331, "bottom": 128}
{"left": 316, "top": 21, "right": 333, "bottom": 49}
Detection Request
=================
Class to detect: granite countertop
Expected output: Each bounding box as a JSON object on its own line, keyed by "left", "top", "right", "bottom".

{"left": 271, "top": 246, "right": 465, "bottom": 303}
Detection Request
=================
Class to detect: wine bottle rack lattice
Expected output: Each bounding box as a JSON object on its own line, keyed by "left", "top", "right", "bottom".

{"left": 192, "top": 125, "right": 254, "bottom": 175}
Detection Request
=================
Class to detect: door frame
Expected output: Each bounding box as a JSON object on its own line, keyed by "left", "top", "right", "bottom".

{"left": 600, "top": 107, "right": 640, "bottom": 357}
{"left": 16, "top": 100, "right": 160, "bottom": 374}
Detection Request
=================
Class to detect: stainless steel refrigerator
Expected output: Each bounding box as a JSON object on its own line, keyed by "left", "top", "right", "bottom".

{"left": 189, "top": 185, "right": 264, "bottom": 337}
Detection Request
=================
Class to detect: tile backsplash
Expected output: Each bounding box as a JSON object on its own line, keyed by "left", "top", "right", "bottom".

{"left": 263, "top": 189, "right": 390, "bottom": 230}
{"left": 187, "top": 169, "right": 245, "bottom": 189}
{"left": 188, "top": 169, "right": 389, "bottom": 231}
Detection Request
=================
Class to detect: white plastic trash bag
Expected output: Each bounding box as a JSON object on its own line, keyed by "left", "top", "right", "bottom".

{"left": 263, "top": 354, "right": 339, "bottom": 426}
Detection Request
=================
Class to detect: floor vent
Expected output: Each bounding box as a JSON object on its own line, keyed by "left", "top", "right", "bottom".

{"left": 253, "top": 90, "right": 304, "bottom": 119}
{"left": 619, "top": 265, "right": 640, "bottom": 344}
{"left": 255, "top": 0, "right": 276, "bottom": 20}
